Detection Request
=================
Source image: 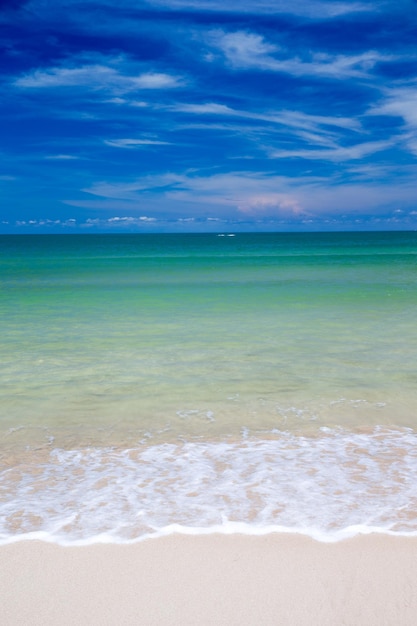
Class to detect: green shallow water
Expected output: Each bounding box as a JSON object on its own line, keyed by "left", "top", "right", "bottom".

{"left": 1, "top": 232, "right": 417, "bottom": 451}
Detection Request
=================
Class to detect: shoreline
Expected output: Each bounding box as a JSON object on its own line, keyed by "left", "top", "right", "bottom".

{"left": 2, "top": 534, "right": 417, "bottom": 625}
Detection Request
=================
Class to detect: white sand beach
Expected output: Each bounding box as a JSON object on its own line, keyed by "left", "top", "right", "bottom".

{"left": 1, "top": 534, "right": 417, "bottom": 625}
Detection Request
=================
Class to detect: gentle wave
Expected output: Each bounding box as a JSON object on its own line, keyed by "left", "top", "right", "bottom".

{"left": 2, "top": 427, "right": 417, "bottom": 545}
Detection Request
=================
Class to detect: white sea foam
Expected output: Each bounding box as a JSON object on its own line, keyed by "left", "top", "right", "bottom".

{"left": 2, "top": 427, "right": 417, "bottom": 545}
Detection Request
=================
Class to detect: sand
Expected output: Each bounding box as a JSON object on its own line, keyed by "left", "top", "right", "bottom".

{"left": 1, "top": 534, "right": 417, "bottom": 625}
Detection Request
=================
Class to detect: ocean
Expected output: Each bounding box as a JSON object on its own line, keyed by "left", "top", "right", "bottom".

{"left": 1, "top": 231, "right": 417, "bottom": 543}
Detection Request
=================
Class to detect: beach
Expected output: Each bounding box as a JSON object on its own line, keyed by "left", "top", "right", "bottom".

{"left": 1, "top": 233, "right": 417, "bottom": 623}
{"left": 2, "top": 534, "right": 417, "bottom": 625}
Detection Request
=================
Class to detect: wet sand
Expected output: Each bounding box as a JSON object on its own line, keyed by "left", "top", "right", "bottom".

{"left": 1, "top": 534, "right": 417, "bottom": 625}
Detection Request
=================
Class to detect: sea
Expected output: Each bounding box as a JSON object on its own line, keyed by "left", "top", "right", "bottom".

{"left": 1, "top": 231, "right": 417, "bottom": 544}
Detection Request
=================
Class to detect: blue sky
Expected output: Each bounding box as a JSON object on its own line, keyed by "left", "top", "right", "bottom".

{"left": 1, "top": 0, "right": 417, "bottom": 232}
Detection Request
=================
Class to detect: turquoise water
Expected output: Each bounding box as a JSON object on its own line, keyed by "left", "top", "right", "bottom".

{"left": 1, "top": 232, "right": 417, "bottom": 542}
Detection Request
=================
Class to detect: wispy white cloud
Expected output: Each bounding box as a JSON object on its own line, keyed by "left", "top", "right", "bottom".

{"left": 344, "top": 162, "right": 417, "bottom": 182}
{"left": 175, "top": 103, "right": 234, "bottom": 116}
{"left": 173, "top": 101, "right": 366, "bottom": 154}
{"left": 14, "top": 57, "right": 183, "bottom": 94}
{"left": 368, "top": 84, "right": 417, "bottom": 155}
{"left": 209, "top": 30, "right": 395, "bottom": 78}
{"left": 44, "top": 154, "right": 80, "bottom": 160}
{"left": 270, "top": 139, "right": 395, "bottom": 161}
{"left": 83, "top": 172, "right": 186, "bottom": 200}
{"left": 173, "top": 102, "right": 361, "bottom": 152}
{"left": 104, "top": 138, "right": 170, "bottom": 148}
{"left": 143, "top": 0, "right": 371, "bottom": 18}
{"left": 370, "top": 86, "right": 417, "bottom": 126}
{"left": 274, "top": 110, "right": 361, "bottom": 133}
{"left": 105, "top": 97, "right": 149, "bottom": 108}
{"left": 173, "top": 102, "right": 360, "bottom": 129}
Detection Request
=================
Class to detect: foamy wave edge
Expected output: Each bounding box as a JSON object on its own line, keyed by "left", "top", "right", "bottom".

{"left": 3, "top": 428, "right": 417, "bottom": 544}
{"left": 2, "top": 524, "right": 417, "bottom": 547}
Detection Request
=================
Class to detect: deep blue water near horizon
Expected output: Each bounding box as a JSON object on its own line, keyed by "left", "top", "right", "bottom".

{"left": 1, "top": 231, "right": 417, "bottom": 543}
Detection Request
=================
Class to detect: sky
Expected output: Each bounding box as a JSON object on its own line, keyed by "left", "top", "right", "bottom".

{"left": 1, "top": 0, "right": 417, "bottom": 233}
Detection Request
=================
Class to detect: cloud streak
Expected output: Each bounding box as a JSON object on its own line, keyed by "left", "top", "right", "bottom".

{"left": 173, "top": 102, "right": 361, "bottom": 131}
{"left": 143, "top": 0, "right": 373, "bottom": 18}
{"left": 209, "top": 30, "right": 395, "bottom": 78}
{"left": 104, "top": 138, "right": 170, "bottom": 148}
{"left": 270, "top": 139, "right": 396, "bottom": 162}
{"left": 15, "top": 59, "right": 183, "bottom": 94}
